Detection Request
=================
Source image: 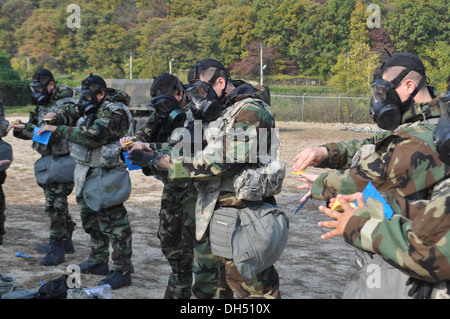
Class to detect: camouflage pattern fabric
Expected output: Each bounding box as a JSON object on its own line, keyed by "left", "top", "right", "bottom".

{"left": 168, "top": 81, "right": 281, "bottom": 299}
{"left": 192, "top": 231, "right": 234, "bottom": 299}
{"left": 41, "top": 181, "right": 75, "bottom": 240}
{"left": 344, "top": 177, "right": 450, "bottom": 284}
{"left": 225, "top": 260, "right": 280, "bottom": 299}
{"left": 12, "top": 85, "right": 76, "bottom": 241}
{"left": 134, "top": 102, "right": 198, "bottom": 298}
{"left": 311, "top": 95, "right": 450, "bottom": 203}
{"left": 0, "top": 91, "right": 8, "bottom": 238}
{"left": 55, "top": 91, "right": 134, "bottom": 274}
{"left": 0, "top": 171, "right": 6, "bottom": 236}
{"left": 77, "top": 196, "right": 133, "bottom": 274}
{"left": 158, "top": 184, "right": 196, "bottom": 299}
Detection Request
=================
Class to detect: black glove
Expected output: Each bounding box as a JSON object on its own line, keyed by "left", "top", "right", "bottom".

{"left": 406, "top": 277, "right": 433, "bottom": 299}
{"left": 82, "top": 113, "right": 97, "bottom": 128}
{"left": 128, "top": 149, "right": 154, "bottom": 166}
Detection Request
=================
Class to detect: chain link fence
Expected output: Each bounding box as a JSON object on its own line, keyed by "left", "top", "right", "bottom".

{"left": 271, "top": 94, "right": 373, "bottom": 124}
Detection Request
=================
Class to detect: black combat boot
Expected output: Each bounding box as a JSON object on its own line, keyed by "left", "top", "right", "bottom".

{"left": 98, "top": 271, "right": 131, "bottom": 290}
{"left": 39, "top": 239, "right": 65, "bottom": 266}
{"left": 63, "top": 230, "right": 75, "bottom": 254}
{"left": 36, "top": 230, "right": 75, "bottom": 254}
{"left": 78, "top": 260, "right": 109, "bottom": 275}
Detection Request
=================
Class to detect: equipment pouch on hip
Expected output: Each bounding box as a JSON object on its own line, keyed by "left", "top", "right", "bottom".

{"left": 34, "top": 155, "right": 76, "bottom": 184}
{"left": 82, "top": 167, "right": 131, "bottom": 211}
{"left": 209, "top": 207, "right": 240, "bottom": 259}
{"left": 209, "top": 202, "right": 289, "bottom": 280}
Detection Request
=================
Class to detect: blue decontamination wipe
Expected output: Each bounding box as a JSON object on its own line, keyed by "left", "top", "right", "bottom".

{"left": 32, "top": 127, "right": 51, "bottom": 145}
{"left": 123, "top": 152, "right": 141, "bottom": 171}
{"left": 355, "top": 182, "right": 394, "bottom": 219}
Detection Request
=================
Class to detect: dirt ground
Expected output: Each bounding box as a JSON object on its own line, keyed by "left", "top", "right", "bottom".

{"left": 0, "top": 118, "right": 375, "bottom": 299}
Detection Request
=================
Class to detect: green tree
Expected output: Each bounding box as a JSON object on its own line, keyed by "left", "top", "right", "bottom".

{"left": 422, "top": 41, "right": 450, "bottom": 93}
{"left": 197, "top": 6, "right": 234, "bottom": 60}
{"left": 0, "top": 51, "right": 29, "bottom": 106}
{"left": 329, "top": 2, "right": 380, "bottom": 95}
{"left": 386, "top": 0, "right": 450, "bottom": 54}
{"left": 168, "top": 0, "right": 216, "bottom": 20}
{"left": 219, "top": 5, "right": 256, "bottom": 66}
{"left": 0, "top": 0, "right": 36, "bottom": 55}
{"left": 136, "top": 17, "right": 201, "bottom": 78}
{"left": 85, "top": 24, "right": 131, "bottom": 78}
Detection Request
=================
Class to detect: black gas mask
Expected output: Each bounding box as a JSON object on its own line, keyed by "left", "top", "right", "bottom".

{"left": 77, "top": 75, "right": 106, "bottom": 115}
{"left": 77, "top": 74, "right": 107, "bottom": 127}
{"left": 186, "top": 81, "right": 223, "bottom": 122}
{"left": 434, "top": 94, "right": 450, "bottom": 166}
{"left": 369, "top": 53, "right": 427, "bottom": 131}
{"left": 148, "top": 94, "right": 187, "bottom": 143}
{"left": 30, "top": 69, "right": 54, "bottom": 106}
{"left": 150, "top": 94, "right": 186, "bottom": 129}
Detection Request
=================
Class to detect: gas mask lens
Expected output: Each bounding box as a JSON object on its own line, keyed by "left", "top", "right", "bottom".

{"left": 30, "top": 83, "right": 50, "bottom": 105}
{"left": 370, "top": 80, "right": 390, "bottom": 103}
{"left": 186, "top": 81, "right": 209, "bottom": 103}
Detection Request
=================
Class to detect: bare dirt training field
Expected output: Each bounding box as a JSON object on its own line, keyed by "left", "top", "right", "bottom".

{"left": 1, "top": 118, "right": 375, "bottom": 299}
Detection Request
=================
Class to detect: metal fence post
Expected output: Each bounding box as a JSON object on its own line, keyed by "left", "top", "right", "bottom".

{"left": 338, "top": 94, "right": 341, "bottom": 123}
{"left": 302, "top": 93, "right": 305, "bottom": 122}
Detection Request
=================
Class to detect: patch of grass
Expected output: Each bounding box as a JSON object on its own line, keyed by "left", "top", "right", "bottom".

{"left": 6, "top": 105, "right": 34, "bottom": 116}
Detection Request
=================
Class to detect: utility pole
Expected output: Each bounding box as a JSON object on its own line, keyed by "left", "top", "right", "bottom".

{"left": 129, "top": 51, "right": 133, "bottom": 80}
{"left": 260, "top": 44, "right": 267, "bottom": 86}
{"left": 169, "top": 58, "right": 174, "bottom": 74}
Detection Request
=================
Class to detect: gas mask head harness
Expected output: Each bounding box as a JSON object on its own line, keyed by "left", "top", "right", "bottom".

{"left": 149, "top": 73, "right": 186, "bottom": 128}
{"left": 370, "top": 52, "right": 427, "bottom": 131}
{"left": 77, "top": 74, "right": 107, "bottom": 117}
{"left": 186, "top": 59, "right": 228, "bottom": 122}
{"left": 30, "top": 69, "right": 55, "bottom": 106}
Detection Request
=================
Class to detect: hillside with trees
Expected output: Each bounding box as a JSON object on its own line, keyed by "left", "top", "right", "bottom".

{"left": 0, "top": 0, "right": 448, "bottom": 105}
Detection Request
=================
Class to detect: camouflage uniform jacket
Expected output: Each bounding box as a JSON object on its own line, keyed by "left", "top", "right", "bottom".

{"left": 134, "top": 101, "right": 194, "bottom": 188}
{"left": 343, "top": 177, "right": 450, "bottom": 284}
{"left": 167, "top": 82, "right": 275, "bottom": 239}
{"left": 54, "top": 89, "right": 132, "bottom": 150}
{"left": 311, "top": 94, "right": 450, "bottom": 203}
{"left": 14, "top": 85, "right": 76, "bottom": 157}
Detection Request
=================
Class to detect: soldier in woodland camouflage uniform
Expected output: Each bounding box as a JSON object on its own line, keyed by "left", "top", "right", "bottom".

{"left": 294, "top": 53, "right": 449, "bottom": 298}
{"left": 0, "top": 90, "right": 12, "bottom": 245}
{"left": 122, "top": 73, "right": 197, "bottom": 299}
{"left": 317, "top": 177, "right": 450, "bottom": 299}
{"left": 151, "top": 59, "right": 283, "bottom": 299}
{"left": 9, "top": 69, "right": 76, "bottom": 266}
{"left": 38, "top": 74, "right": 134, "bottom": 289}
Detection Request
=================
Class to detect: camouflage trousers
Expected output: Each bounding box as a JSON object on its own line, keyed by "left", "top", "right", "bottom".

{"left": 193, "top": 230, "right": 281, "bottom": 299}
{"left": 158, "top": 184, "right": 196, "bottom": 299}
{"left": 0, "top": 171, "right": 6, "bottom": 236}
{"left": 39, "top": 181, "right": 75, "bottom": 241}
{"left": 77, "top": 196, "right": 134, "bottom": 274}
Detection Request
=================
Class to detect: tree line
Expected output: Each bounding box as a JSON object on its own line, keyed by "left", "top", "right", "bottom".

{"left": 0, "top": 0, "right": 448, "bottom": 105}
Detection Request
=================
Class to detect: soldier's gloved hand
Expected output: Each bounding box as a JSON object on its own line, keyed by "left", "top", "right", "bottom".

{"left": 82, "top": 113, "right": 97, "bottom": 127}
{"left": 128, "top": 149, "right": 154, "bottom": 166}
{"left": 406, "top": 277, "right": 433, "bottom": 299}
